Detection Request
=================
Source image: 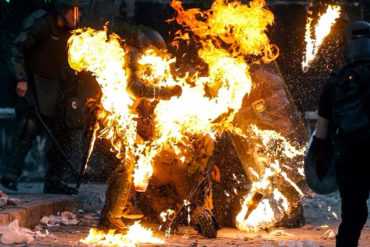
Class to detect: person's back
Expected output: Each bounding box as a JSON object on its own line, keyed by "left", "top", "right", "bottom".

{"left": 308, "top": 20, "right": 370, "bottom": 247}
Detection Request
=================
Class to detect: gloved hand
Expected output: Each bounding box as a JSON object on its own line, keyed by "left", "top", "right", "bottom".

{"left": 311, "top": 136, "right": 332, "bottom": 180}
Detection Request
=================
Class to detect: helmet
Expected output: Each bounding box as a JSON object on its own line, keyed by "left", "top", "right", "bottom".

{"left": 137, "top": 29, "right": 167, "bottom": 51}
{"left": 55, "top": 0, "right": 91, "bottom": 9}
{"left": 55, "top": 0, "right": 90, "bottom": 29}
{"left": 343, "top": 20, "right": 370, "bottom": 64}
{"left": 55, "top": 0, "right": 91, "bottom": 14}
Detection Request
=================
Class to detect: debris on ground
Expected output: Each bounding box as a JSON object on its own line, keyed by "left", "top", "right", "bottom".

{"left": 7, "top": 197, "right": 21, "bottom": 206}
{"left": 270, "top": 229, "right": 296, "bottom": 237}
{"left": 262, "top": 240, "right": 320, "bottom": 247}
{"left": 40, "top": 211, "right": 78, "bottom": 227}
{"left": 234, "top": 234, "right": 248, "bottom": 240}
{"left": 0, "top": 219, "right": 34, "bottom": 244}
{"left": 34, "top": 229, "right": 50, "bottom": 239}
{"left": 0, "top": 190, "right": 8, "bottom": 207}
{"left": 322, "top": 228, "right": 336, "bottom": 240}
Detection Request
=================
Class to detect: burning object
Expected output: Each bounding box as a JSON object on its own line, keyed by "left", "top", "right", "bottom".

{"left": 302, "top": 4, "right": 342, "bottom": 72}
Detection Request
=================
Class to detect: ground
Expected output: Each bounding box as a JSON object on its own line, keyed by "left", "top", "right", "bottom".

{"left": 0, "top": 183, "right": 369, "bottom": 247}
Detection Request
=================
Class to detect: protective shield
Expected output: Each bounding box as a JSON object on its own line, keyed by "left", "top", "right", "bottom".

{"left": 304, "top": 130, "right": 338, "bottom": 195}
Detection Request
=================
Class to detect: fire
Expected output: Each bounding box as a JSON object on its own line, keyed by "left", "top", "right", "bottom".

{"left": 81, "top": 222, "right": 164, "bottom": 246}
{"left": 302, "top": 5, "right": 341, "bottom": 72}
{"left": 67, "top": 0, "right": 304, "bottom": 235}
{"left": 148, "top": 0, "right": 279, "bottom": 169}
{"left": 67, "top": 27, "right": 152, "bottom": 189}
{"left": 170, "top": 0, "right": 278, "bottom": 62}
{"left": 236, "top": 125, "right": 306, "bottom": 231}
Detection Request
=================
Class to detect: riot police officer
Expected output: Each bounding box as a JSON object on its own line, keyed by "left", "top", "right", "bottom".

{"left": 1, "top": 0, "right": 91, "bottom": 194}
{"left": 308, "top": 20, "right": 370, "bottom": 247}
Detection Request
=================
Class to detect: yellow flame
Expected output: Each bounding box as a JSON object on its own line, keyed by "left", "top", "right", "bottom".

{"left": 81, "top": 222, "right": 164, "bottom": 246}
{"left": 67, "top": 27, "right": 153, "bottom": 189}
{"left": 69, "top": 0, "right": 279, "bottom": 191}
{"left": 67, "top": 0, "right": 306, "bottom": 233}
{"left": 302, "top": 5, "right": 341, "bottom": 72}
{"left": 236, "top": 125, "right": 306, "bottom": 231}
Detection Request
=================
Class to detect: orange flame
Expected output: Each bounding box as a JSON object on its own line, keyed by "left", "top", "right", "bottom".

{"left": 236, "top": 125, "right": 306, "bottom": 231}
{"left": 67, "top": 0, "right": 306, "bottom": 235}
{"left": 81, "top": 222, "right": 164, "bottom": 246}
{"left": 302, "top": 5, "right": 341, "bottom": 72}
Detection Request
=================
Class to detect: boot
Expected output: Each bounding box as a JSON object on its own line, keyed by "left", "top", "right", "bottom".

{"left": 99, "top": 165, "right": 137, "bottom": 231}
{"left": 98, "top": 211, "right": 127, "bottom": 233}
{"left": 43, "top": 180, "right": 78, "bottom": 195}
{"left": 191, "top": 208, "right": 219, "bottom": 238}
{"left": 1, "top": 118, "right": 38, "bottom": 192}
{"left": 122, "top": 201, "right": 144, "bottom": 219}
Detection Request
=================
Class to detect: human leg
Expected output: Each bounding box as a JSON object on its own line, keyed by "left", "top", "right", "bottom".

{"left": 42, "top": 117, "right": 78, "bottom": 194}
{"left": 99, "top": 161, "right": 143, "bottom": 231}
{"left": 1, "top": 116, "right": 40, "bottom": 190}
{"left": 336, "top": 143, "right": 370, "bottom": 247}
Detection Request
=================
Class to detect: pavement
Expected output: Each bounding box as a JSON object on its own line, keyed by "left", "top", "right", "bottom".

{"left": 0, "top": 183, "right": 369, "bottom": 247}
{"left": 0, "top": 183, "right": 106, "bottom": 228}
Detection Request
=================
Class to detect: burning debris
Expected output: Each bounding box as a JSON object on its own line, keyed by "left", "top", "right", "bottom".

{"left": 81, "top": 222, "right": 164, "bottom": 246}
{"left": 302, "top": 4, "right": 342, "bottom": 72}
{"left": 66, "top": 0, "right": 310, "bottom": 244}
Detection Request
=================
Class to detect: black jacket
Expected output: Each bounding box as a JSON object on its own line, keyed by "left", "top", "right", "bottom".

{"left": 9, "top": 10, "right": 71, "bottom": 117}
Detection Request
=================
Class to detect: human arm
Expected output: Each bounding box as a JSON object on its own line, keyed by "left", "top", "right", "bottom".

{"left": 9, "top": 10, "right": 48, "bottom": 97}
{"left": 316, "top": 116, "right": 329, "bottom": 139}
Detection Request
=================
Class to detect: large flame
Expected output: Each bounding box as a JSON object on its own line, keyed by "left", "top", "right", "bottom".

{"left": 302, "top": 5, "right": 341, "bottom": 72}
{"left": 67, "top": 0, "right": 306, "bottom": 239}
{"left": 68, "top": 0, "right": 279, "bottom": 192}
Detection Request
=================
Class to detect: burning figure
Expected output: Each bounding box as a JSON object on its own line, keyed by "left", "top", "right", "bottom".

{"left": 68, "top": 0, "right": 308, "bottom": 244}
{"left": 98, "top": 29, "right": 182, "bottom": 231}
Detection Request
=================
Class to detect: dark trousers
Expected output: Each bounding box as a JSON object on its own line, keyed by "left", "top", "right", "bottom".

{"left": 335, "top": 136, "right": 370, "bottom": 247}
{"left": 3, "top": 114, "right": 68, "bottom": 183}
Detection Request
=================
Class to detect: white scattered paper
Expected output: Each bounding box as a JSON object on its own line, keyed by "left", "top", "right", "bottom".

{"left": 0, "top": 220, "right": 34, "bottom": 244}
{"left": 40, "top": 211, "right": 78, "bottom": 227}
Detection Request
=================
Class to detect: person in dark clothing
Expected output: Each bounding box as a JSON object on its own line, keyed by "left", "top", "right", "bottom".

{"left": 1, "top": 0, "right": 91, "bottom": 194}
{"left": 314, "top": 20, "right": 370, "bottom": 247}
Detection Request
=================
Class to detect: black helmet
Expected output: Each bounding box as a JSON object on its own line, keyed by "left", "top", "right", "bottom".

{"left": 55, "top": 0, "right": 91, "bottom": 9}
{"left": 137, "top": 29, "right": 167, "bottom": 51}
{"left": 55, "top": 0, "right": 90, "bottom": 29}
{"left": 343, "top": 20, "right": 370, "bottom": 63}
{"left": 55, "top": 0, "right": 91, "bottom": 14}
